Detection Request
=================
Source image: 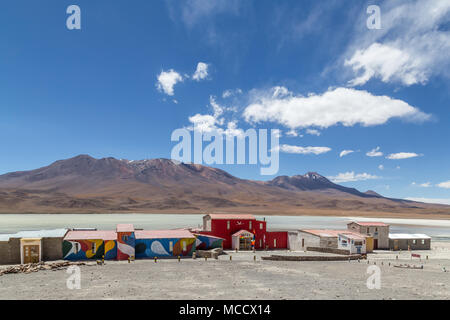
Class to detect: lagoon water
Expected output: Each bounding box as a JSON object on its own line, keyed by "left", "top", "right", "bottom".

{"left": 1, "top": 214, "right": 450, "bottom": 240}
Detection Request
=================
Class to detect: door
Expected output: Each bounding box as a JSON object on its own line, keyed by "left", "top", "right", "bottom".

{"left": 302, "top": 239, "right": 305, "bottom": 248}
{"left": 357, "top": 246, "right": 361, "bottom": 254}
{"left": 394, "top": 240, "right": 399, "bottom": 251}
{"left": 23, "top": 245, "right": 40, "bottom": 264}
{"left": 373, "top": 239, "right": 378, "bottom": 250}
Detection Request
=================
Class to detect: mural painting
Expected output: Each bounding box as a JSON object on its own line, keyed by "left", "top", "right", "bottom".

{"left": 117, "top": 232, "right": 135, "bottom": 260}
{"left": 135, "top": 237, "right": 195, "bottom": 258}
{"left": 63, "top": 239, "right": 104, "bottom": 260}
{"left": 195, "top": 234, "right": 224, "bottom": 250}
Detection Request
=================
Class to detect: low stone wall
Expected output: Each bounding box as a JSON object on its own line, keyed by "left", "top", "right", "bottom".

{"left": 261, "top": 254, "right": 362, "bottom": 261}
{"left": 306, "top": 246, "right": 350, "bottom": 255}
{"left": 194, "top": 248, "right": 223, "bottom": 259}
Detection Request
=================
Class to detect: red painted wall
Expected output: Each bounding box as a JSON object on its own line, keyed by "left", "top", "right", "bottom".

{"left": 200, "top": 217, "right": 287, "bottom": 250}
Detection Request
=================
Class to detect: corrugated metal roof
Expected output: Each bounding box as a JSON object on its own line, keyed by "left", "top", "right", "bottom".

{"left": 0, "top": 229, "right": 68, "bottom": 242}
{"left": 389, "top": 233, "right": 431, "bottom": 239}
{"left": 116, "top": 224, "right": 135, "bottom": 232}
{"left": 64, "top": 230, "right": 117, "bottom": 241}
{"left": 135, "top": 229, "right": 195, "bottom": 239}
{"left": 206, "top": 214, "right": 255, "bottom": 220}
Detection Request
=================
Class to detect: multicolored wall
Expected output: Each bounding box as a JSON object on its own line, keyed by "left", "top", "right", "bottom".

{"left": 195, "top": 234, "right": 223, "bottom": 250}
{"left": 117, "top": 232, "right": 135, "bottom": 260}
{"left": 63, "top": 239, "right": 105, "bottom": 260}
{"left": 135, "top": 237, "right": 195, "bottom": 258}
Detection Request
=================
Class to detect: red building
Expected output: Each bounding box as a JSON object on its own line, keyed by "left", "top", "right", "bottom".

{"left": 199, "top": 214, "right": 287, "bottom": 250}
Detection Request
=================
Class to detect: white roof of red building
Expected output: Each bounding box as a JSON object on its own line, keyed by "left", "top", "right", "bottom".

{"left": 206, "top": 214, "right": 255, "bottom": 220}
{"left": 135, "top": 229, "right": 195, "bottom": 239}
{"left": 348, "top": 221, "right": 389, "bottom": 227}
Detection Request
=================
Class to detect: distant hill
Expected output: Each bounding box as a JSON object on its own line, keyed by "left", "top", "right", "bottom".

{"left": 0, "top": 154, "right": 449, "bottom": 218}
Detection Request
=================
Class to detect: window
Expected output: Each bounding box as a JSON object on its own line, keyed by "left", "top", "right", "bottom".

{"left": 249, "top": 221, "right": 252, "bottom": 230}
{"left": 375, "top": 227, "right": 378, "bottom": 232}
{"left": 421, "top": 239, "right": 425, "bottom": 245}
{"left": 122, "top": 235, "right": 129, "bottom": 242}
{"left": 227, "top": 221, "right": 230, "bottom": 230}
{"left": 91, "top": 242, "right": 96, "bottom": 254}
{"left": 367, "top": 228, "right": 369, "bottom": 233}
{"left": 259, "top": 239, "right": 262, "bottom": 247}
{"left": 413, "top": 239, "right": 417, "bottom": 244}
{"left": 260, "top": 223, "right": 263, "bottom": 230}
{"left": 75, "top": 243, "right": 80, "bottom": 254}
{"left": 169, "top": 241, "right": 173, "bottom": 252}
{"left": 182, "top": 241, "right": 186, "bottom": 252}
{"left": 274, "top": 239, "right": 277, "bottom": 248}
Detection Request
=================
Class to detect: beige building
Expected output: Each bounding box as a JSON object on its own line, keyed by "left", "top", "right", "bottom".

{"left": 347, "top": 222, "right": 389, "bottom": 249}
{"left": 0, "top": 229, "right": 68, "bottom": 265}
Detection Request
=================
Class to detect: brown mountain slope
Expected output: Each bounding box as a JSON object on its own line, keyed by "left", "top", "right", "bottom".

{"left": 0, "top": 154, "right": 449, "bottom": 218}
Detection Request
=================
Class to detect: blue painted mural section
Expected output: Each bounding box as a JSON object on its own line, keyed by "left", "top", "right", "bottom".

{"left": 135, "top": 237, "right": 195, "bottom": 258}
{"left": 196, "top": 234, "right": 224, "bottom": 250}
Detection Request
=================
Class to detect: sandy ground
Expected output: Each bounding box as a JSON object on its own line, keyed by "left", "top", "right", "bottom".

{"left": 1, "top": 243, "right": 450, "bottom": 300}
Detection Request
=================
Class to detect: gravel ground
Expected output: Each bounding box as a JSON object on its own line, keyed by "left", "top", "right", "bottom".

{"left": 1, "top": 243, "right": 449, "bottom": 300}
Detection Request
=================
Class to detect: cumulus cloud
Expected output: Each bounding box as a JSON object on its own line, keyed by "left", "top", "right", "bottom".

{"left": 327, "top": 171, "right": 380, "bottom": 183}
{"left": 378, "top": 165, "right": 384, "bottom": 170}
{"left": 386, "top": 152, "right": 420, "bottom": 160}
{"left": 243, "top": 87, "right": 430, "bottom": 129}
{"left": 156, "top": 69, "right": 184, "bottom": 96}
{"left": 286, "top": 129, "right": 299, "bottom": 137}
{"left": 306, "top": 129, "right": 321, "bottom": 136}
{"left": 192, "top": 62, "right": 210, "bottom": 81}
{"left": 366, "top": 147, "right": 383, "bottom": 157}
{"left": 345, "top": 0, "right": 450, "bottom": 86}
{"left": 339, "top": 150, "right": 354, "bottom": 157}
{"left": 437, "top": 181, "right": 450, "bottom": 189}
{"left": 278, "top": 145, "right": 331, "bottom": 155}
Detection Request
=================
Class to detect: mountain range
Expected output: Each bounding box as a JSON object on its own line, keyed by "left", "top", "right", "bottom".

{"left": 0, "top": 154, "right": 449, "bottom": 218}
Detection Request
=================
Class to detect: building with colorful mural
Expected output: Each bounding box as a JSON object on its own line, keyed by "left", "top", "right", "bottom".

{"left": 135, "top": 229, "right": 196, "bottom": 258}
{"left": 63, "top": 230, "right": 117, "bottom": 260}
{"left": 116, "top": 224, "right": 135, "bottom": 261}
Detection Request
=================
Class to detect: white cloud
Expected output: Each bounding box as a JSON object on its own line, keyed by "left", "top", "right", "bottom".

{"left": 179, "top": 0, "right": 241, "bottom": 28}
{"left": 437, "top": 181, "right": 450, "bottom": 189}
{"left": 156, "top": 69, "right": 184, "bottom": 96}
{"left": 378, "top": 165, "right": 384, "bottom": 170}
{"left": 286, "top": 129, "right": 298, "bottom": 137}
{"left": 345, "top": 0, "right": 450, "bottom": 86}
{"left": 188, "top": 113, "right": 217, "bottom": 133}
{"left": 405, "top": 198, "right": 450, "bottom": 206}
{"left": 366, "top": 147, "right": 383, "bottom": 157}
{"left": 327, "top": 172, "right": 380, "bottom": 183}
{"left": 412, "top": 182, "right": 431, "bottom": 188}
{"left": 278, "top": 145, "right": 331, "bottom": 155}
{"left": 339, "top": 150, "right": 354, "bottom": 157}
{"left": 192, "top": 62, "right": 210, "bottom": 81}
{"left": 243, "top": 87, "right": 430, "bottom": 129}
{"left": 306, "top": 129, "right": 321, "bottom": 136}
{"left": 386, "top": 152, "right": 420, "bottom": 160}
{"left": 222, "top": 88, "right": 243, "bottom": 98}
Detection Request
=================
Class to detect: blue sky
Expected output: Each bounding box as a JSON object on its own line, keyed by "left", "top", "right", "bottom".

{"left": 0, "top": 0, "right": 449, "bottom": 203}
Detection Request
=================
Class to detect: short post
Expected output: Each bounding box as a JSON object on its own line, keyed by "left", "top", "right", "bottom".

{"left": 254, "top": 255, "right": 256, "bottom": 262}
{"left": 154, "top": 257, "right": 157, "bottom": 263}
{"left": 205, "top": 256, "right": 207, "bottom": 262}
{"left": 178, "top": 256, "right": 181, "bottom": 262}
{"left": 230, "top": 255, "right": 232, "bottom": 261}
{"left": 128, "top": 257, "right": 130, "bottom": 264}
